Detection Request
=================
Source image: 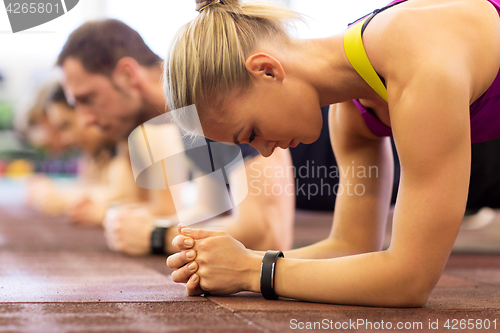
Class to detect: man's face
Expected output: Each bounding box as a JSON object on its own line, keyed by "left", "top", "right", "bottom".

{"left": 62, "top": 58, "right": 143, "bottom": 139}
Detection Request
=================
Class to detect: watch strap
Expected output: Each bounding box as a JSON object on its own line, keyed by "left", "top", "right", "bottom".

{"left": 151, "top": 226, "right": 168, "bottom": 255}
{"left": 260, "top": 250, "right": 284, "bottom": 300}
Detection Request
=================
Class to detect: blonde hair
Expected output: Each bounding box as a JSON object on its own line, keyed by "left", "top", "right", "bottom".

{"left": 164, "top": 0, "right": 302, "bottom": 134}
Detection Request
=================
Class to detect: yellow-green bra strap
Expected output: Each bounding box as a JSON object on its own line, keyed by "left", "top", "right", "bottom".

{"left": 344, "top": 18, "right": 388, "bottom": 102}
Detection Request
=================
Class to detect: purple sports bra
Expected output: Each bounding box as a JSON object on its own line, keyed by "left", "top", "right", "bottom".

{"left": 352, "top": 0, "right": 500, "bottom": 143}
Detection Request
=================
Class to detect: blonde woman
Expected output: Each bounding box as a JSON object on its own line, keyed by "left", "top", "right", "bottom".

{"left": 165, "top": 0, "right": 500, "bottom": 306}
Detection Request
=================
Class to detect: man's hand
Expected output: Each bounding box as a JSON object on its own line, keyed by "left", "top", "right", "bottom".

{"left": 27, "top": 176, "right": 67, "bottom": 215}
{"left": 67, "top": 197, "right": 106, "bottom": 226}
{"left": 104, "top": 205, "right": 155, "bottom": 255}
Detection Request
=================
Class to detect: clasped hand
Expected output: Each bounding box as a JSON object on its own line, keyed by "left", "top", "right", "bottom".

{"left": 166, "top": 224, "right": 261, "bottom": 296}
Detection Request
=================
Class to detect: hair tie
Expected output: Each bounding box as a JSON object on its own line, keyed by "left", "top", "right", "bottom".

{"left": 197, "top": 0, "right": 221, "bottom": 13}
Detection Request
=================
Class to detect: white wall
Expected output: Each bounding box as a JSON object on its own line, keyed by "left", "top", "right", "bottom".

{"left": 290, "top": 0, "right": 388, "bottom": 38}
{"left": 0, "top": 0, "right": 106, "bottom": 117}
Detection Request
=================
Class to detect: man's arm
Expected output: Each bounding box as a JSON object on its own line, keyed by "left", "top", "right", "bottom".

{"left": 167, "top": 148, "right": 295, "bottom": 252}
{"left": 105, "top": 146, "right": 295, "bottom": 255}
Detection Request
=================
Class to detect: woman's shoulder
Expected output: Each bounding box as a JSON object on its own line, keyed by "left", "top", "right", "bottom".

{"left": 367, "top": 0, "right": 499, "bottom": 55}
{"left": 365, "top": 0, "right": 500, "bottom": 96}
{"left": 367, "top": 0, "right": 498, "bottom": 38}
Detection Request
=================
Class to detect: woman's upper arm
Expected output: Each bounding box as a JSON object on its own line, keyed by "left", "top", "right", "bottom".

{"left": 387, "top": 61, "right": 472, "bottom": 292}
{"left": 328, "top": 102, "right": 394, "bottom": 253}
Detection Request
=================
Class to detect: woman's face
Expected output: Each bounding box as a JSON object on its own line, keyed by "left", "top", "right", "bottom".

{"left": 201, "top": 75, "right": 324, "bottom": 157}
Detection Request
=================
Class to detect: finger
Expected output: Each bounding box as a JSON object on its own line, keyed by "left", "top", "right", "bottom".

{"left": 166, "top": 250, "right": 196, "bottom": 269}
{"left": 104, "top": 217, "right": 120, "bottom": 234}
{"left": 103, "top": 227, "right": 116, "bottom": 247}
{"left": 177, "top": 223, "right": 187, "bottom": 234}
{"left": 103, "top": 215, "right": 114, "bottom": 232}
{"left": 112, "top": 232, "right": 124, "bottom": 252}
{"left": 104, "top": 228, "right": 117, "bottom": 251}
{"left": 171, "top": 261, "right": 198, "bottom": 283}
{"left": 105, "top": 220, "right": 121, "bottom": 251}
{"left": 171, "top": 234, "right": 195, "bottom": 251}
{"left": 180, "top": 228, "right": 225, "bottom": 240}
{"left": 186, "top": 274, "right": 204, "bottom": 296}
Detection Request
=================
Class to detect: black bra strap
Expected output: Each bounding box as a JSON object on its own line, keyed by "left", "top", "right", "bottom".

{"left": 361, "top": 0, "right": 409, "bottom": 36}
{"left": 355, "top": 0, "right": 409, "bottom": 86}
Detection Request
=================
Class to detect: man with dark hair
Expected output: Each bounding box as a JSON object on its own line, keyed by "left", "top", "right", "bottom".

{"left": 58, "top": 19, "right": 165, "bottom": 140}
{"left": 57, "top": 19, "right": 161, "bottom": 76}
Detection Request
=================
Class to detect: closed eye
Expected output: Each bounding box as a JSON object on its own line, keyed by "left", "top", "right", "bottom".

{"left": 74, "top": 93, "right": 95, "bottom": 106}
{"left": 249, "top": 129, "right": 256, "bottom": 143}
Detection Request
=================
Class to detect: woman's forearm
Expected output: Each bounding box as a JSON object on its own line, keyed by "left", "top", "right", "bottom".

{"left": 249, "top": 250, "right": 429, "bottom": 307}
{"left": 283, "top": 238, "right": 370, "bottom": 259}
{"left": 250, "top": 237, "right": 370, "bottom": 260}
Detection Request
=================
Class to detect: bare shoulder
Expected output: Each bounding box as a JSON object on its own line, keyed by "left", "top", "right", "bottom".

{"left": 364, "top": 0, "right": 500, "bottom": 99}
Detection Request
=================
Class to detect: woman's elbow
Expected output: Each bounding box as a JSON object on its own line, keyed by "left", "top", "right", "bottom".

{"left": 391, "top": 268, "right": 438, "bottom": 307}
{"left": 247, "top": 229, "right": 292, "bottom": 251}
{"left": 397, "top": 287, "right": 431, "bottom": 307}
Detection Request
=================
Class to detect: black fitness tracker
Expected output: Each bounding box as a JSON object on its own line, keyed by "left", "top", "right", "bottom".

{"left": 151, "top": 226, "right": 168, "bottom": 255}
{"left": 260, "top": 250, "right": 284, "bottom": 300}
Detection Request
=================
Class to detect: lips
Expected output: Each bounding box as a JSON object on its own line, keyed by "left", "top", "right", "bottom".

{"left": 288, "top": 139, "right": 299, "bottom": 148}
{"left": 275, "top": 139, "right": 299, "bottom": 152}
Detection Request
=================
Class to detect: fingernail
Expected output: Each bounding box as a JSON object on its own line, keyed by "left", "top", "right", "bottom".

{"left": 182, "top": 228, "right": 193, "bottom": 235}
{"left": 188, "top": 262, "right": 196, "bottom": 270}
{"left": 184, "top": 238, "right": 193, "bottom": 247}
{"left": 191, "top": 274, "right": 198, "bottom": 282}
{"left": 185, "top": 250, "right": 195, "bottom": 259}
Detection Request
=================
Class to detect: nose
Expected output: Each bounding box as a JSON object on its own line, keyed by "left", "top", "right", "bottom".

{"left": 77, "top": 108, "right": 99, "bottom": 127}
{"left": 251, "top": 138, "right": 277, "bottom": 158}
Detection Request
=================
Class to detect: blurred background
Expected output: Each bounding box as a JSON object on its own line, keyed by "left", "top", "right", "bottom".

{"left": 0, "top": 0, "right": 387, "bottom": 207}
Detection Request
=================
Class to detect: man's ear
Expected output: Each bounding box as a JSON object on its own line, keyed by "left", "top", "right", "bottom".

{"left": 245, "top": 53, "right": 285, "bottom": 82}
{"left": 112, "top": 57, "right": 141, "bottom": 89}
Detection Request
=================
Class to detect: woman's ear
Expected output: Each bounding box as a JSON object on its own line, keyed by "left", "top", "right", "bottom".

{"left": 245, "top": 53, "right": 285, "bottom": 82}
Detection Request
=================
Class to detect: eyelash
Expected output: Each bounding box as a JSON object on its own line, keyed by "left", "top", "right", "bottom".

{"left": 249, "top": 129, "right": 256, "bottom": 143}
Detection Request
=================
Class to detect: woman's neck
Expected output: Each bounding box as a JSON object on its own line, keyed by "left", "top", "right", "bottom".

{"left": 288, "top": 34, "right": 378, "bottom": 106}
